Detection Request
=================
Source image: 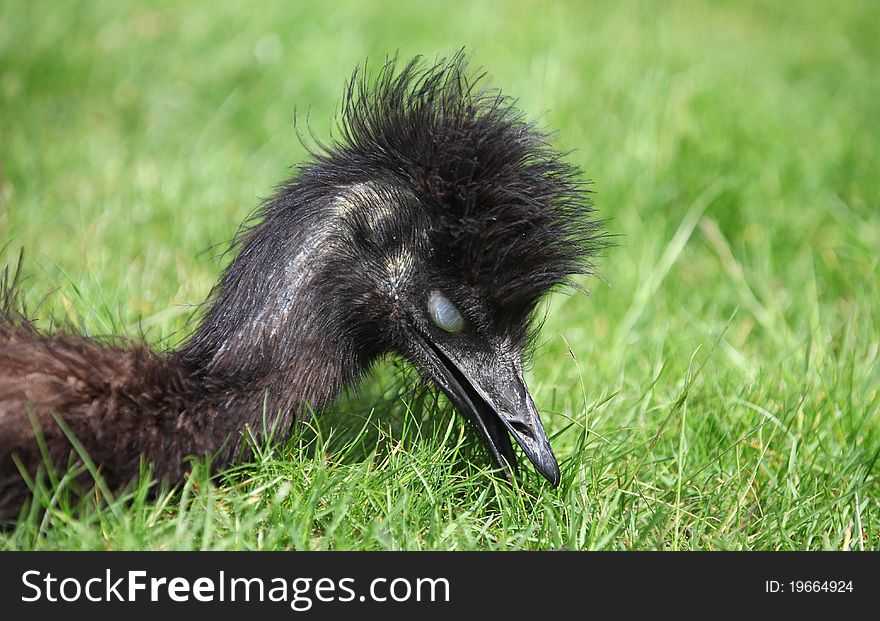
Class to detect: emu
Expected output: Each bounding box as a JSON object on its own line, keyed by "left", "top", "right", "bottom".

{"left": 0, "top": 55, "right": 603, "bottom": 520}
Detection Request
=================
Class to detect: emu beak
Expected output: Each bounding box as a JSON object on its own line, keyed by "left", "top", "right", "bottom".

{"left": 417, "top": 335, "right": 560, "bottom": 486}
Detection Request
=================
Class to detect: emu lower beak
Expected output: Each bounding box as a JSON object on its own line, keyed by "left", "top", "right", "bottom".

{"left": 418, "top": 335, "right": 560, "bottom": 486}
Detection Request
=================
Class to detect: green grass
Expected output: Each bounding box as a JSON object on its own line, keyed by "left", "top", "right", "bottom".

{"left": 1, "top": 0, "right": 878, "bottom": 550}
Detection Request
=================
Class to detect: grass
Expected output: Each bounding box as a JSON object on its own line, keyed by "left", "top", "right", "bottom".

{"left": 0, "top": 0, "right": 878, "bottom": 550}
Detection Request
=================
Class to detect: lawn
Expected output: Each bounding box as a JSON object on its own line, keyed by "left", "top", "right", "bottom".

{"left": 0, "top": 0, "right": 877, "bottom": 550}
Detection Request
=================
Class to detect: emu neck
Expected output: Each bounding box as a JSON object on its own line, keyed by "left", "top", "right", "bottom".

{"left": 175, "top": 202, "right": 362, "bottom": 451}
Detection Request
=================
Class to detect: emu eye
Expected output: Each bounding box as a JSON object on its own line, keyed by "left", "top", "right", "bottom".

{"left": 428, "top": 291, "right": 465, "bottom": 334}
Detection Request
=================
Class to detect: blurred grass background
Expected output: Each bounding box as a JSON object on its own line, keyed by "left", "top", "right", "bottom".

{"left": 0, "top": 0, "right": 878, "bottom": 549}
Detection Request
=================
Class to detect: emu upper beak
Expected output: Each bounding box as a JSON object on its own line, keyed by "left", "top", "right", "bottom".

{"left": 416, "top": 334, "right": 560, "bottom": 486}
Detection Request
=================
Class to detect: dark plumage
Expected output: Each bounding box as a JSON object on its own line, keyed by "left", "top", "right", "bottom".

{"left": 0, "top": 54, "right": 604, "bottom": 520}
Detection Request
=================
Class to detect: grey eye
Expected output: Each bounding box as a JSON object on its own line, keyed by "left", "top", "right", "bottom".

{"left": 428, "top": 290, "right": 465, "bottom": 334}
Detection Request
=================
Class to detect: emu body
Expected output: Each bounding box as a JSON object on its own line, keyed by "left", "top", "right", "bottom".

{"left": 0, "top": 55, "right": 603, "bottom": 520}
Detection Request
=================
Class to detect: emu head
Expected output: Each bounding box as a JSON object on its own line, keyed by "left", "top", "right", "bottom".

{"left": 189, "top": 54, "right": 603, "bottom": 486}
